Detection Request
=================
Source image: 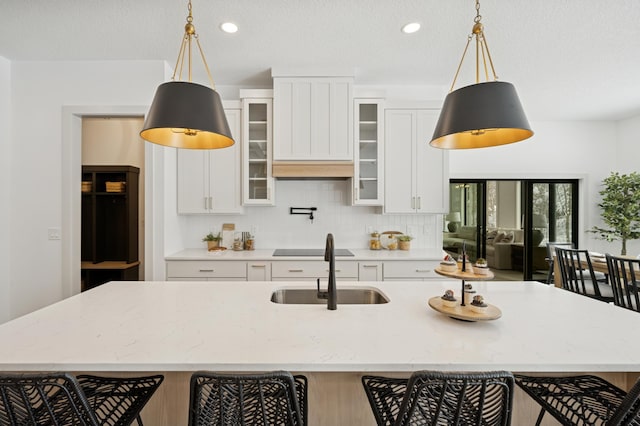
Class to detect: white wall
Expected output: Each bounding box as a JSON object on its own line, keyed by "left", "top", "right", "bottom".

{"left": 0, "top": 56, "right": 11, "bottom": 323}
{"left": 8, "top": 60, "right": 165, "bottom": 320}
{"left": 496, "top": 181, "right": 519, "bottom": 229}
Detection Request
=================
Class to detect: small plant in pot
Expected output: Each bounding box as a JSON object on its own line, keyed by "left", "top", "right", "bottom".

{"left": 397, "top": 235, "right": 413, "bottom": 250}
{"left": 202, "top": 232, "right": 222, "bottom": 251}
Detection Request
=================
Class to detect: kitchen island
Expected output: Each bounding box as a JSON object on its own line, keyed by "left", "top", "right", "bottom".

{"left": 1, "top": 280, "right": 639, "bottom": 425}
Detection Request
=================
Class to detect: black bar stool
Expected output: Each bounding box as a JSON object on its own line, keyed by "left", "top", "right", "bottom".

{"left": 362, "top": 370, "right": 514, "bottom": 425}
{"left": 188, "top": 371, "right": 307, "bottom": 426}
{"left": 0, "top": 372, "right": 163, "bottom": 425}
{"left": 515, "top": 374, "right": 640, "bottom": 425}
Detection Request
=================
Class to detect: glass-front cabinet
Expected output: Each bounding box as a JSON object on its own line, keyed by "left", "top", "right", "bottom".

{"left": 353, "top": 99, "right": 384, "bottom": 205}
{"left": 242, "top": 96, "right": 274, "bottom": 205}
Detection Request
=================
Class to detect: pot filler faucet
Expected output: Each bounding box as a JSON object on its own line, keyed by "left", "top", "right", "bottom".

{"left": 316, "top": 233, "right": 337, "bottom": 310}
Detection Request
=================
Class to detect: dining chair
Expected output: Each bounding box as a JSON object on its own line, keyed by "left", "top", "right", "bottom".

{"left": 555, "top": 247, "right": 614, "bottom": 302}
{"left": 362, "top": 370, "right": 514, "bottom": 426}
{"left": 188, "top": 371, "right": 307, "bottom": 426}
{"left": 606, "top": 253, "right": 640, "bottom": 312}
{"left": 0, "top": 372, "right": 164, "bottom": 426}
{"left": 515, "top": 374, "right": 640, "bottom": 425}
{"left": 545, "top": 242, "right": 574, "bottom": 284}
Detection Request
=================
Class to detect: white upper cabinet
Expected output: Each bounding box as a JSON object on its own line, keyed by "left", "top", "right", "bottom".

{"left": 177, "top": 108, "right": 243, "bottom": 214}
{"left": 384, "top": 109, "right": 449, "bottom": 214}
{"left": 273, "top": 76, "right": 354, "bottom": 160}
{"left": 353, "top": 99, "right": 384, "bottom": 206}
{"left": 242, "top": 96, "right": 274, "bottom": 205}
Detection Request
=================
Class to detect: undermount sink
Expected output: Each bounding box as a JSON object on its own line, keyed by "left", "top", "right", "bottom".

{"left": 270, "top": 286, "right": 389, "bottom": 305}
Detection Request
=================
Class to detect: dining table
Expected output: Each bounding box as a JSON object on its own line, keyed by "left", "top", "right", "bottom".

{"left": 552, "top": 252, "right": 637, "bottom": 287}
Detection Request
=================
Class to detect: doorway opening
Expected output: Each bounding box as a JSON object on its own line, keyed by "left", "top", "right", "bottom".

{"left": 443, "top": 179, "right": 579, "bottom": 281}
{"left": 80, "top": 117, "right": 145, "bottom": 290}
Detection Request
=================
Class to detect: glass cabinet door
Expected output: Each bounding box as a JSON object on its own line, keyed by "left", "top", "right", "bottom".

{"left": 353, "top": 99, "right": 384, "bottom": 205}
{"left": 242, "top": 98, "right": 274, "bottom": 205}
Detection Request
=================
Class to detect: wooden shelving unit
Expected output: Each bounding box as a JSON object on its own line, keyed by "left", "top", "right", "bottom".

{"left": 81, "top": 165, "right": 139, "bottom": 291}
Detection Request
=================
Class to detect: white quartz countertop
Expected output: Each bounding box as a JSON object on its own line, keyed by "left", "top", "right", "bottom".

{"left": 1, "top": 280, "right": 639, "bottom": 373}
{"left": 166, "top": 248, "right": 444, "bottom": 261}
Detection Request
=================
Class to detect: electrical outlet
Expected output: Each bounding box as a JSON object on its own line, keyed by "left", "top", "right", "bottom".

{"left": 366, "top": 226, "right": 374, "bottom": 234}
{"left": 251, "top": 226, "right": 258, "bottom": 235}
{"left": 48, "top": 227, "right": 61, "bottom": 240}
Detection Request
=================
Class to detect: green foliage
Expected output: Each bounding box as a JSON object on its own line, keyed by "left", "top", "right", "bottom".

{"left": 397, "top": 235, "right": 413, "bottom": 241}
{"left": 202, "top": 232, "right": 222, "bottom": 242}
{"left": 590, "top": 172, "right": 640, "bottom": 255}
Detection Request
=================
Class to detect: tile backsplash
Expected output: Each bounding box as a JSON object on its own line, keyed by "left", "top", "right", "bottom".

{"left": 178, "top": 180, "right": 442, "bottom": 250}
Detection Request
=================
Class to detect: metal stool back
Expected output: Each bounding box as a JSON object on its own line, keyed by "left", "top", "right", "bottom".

{"left": 0, "top": 372, "right": 163, "bottom": 426}
{"left": 606, "top": 253, "right": 640, "bottom": 312}
{"left": 362, "top": 370, "right": 514, "bottom": 426}
{"left": 515, "top": 374, "right": 640, "bottom": 425}
{"left": 188, "top": 371, "right": 307, "bottom": 426}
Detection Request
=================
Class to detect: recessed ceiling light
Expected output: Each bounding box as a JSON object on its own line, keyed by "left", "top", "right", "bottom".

{"left": 401, "top": 22, "right": 421, "bottom": 34}
{"left": 220, "top": 22, "right": 238, "bottom": 33}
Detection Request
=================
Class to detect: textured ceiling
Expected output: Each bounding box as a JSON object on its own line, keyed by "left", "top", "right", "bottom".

{"left": 1, "top": 0, "right": 639, "bottom": 121}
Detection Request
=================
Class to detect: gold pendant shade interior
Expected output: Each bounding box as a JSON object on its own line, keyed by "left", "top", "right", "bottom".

{"left": 430, "top": 0, "right": 533, "bottom": 149}
{"left": 140, "top": 0, "right": 234, "bottom": 149}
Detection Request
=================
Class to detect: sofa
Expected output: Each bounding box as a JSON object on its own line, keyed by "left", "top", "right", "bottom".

{"left": 443, "top": 227, "right": 524, "bottom": 270}
{"left": 443, "top": 226, "right": 478, "bottom": 259}
{"left": 485, "top": 229, "right": 523, "bottom": 270}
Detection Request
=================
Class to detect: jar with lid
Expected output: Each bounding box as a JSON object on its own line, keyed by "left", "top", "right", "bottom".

{"left": 244, "top": 236, "right": 255, "bottom": 251}
{"left": 233, "top": 234, "right": 244, "bottom": 251}
{"left": 369, "top": 232, "right": 381, "bottom": 250}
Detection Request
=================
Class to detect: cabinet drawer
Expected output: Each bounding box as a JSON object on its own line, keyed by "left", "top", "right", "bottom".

{"left": 271, "top": 261, "right": 358, "bottom": 278}
{"left": 166, "top": 261, "right": 247, "bottom": 279}
{"left": 359, "top": 262, "right": 382, "bottom": 281}
{"left": 383, "top": 261, "right": 439, "bottom": 280}
{"left": 247, "top": 262, "right": 272, "bottom": 281}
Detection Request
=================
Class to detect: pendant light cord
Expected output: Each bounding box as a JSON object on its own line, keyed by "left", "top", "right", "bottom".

{"left": 448, "top": 0, "right": 499, "bottom": 93}
{"left": 171, "top": 0, "right": 217, "bottom": 89}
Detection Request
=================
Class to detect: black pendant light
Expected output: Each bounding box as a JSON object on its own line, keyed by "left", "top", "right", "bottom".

{"left": 140, "top": 0, "right": 234, "bottom": 149}
{"left": 430, "top": 0, "right": 533, "bottom": 149}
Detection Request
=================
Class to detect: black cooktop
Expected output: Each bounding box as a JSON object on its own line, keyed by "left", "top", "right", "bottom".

{"left": 273, "top": 249, "right": 354, "bottom": 257}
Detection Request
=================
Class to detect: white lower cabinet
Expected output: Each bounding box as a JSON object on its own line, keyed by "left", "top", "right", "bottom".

{"left": 165, "top": 259, "right": 442, "bottom": 282}
{"left": 166, "top": 261, "right": 247, "bottom": 281}
{"left": 358, "top": 262, "right": 382, "bottom": 281}
{"left": 247, "top": 262, "right": 272, "bottom": 281}
{"left": 271, "top": 261, "right": 358, "bottom": 281}
{"left": 382, "top": 260, "right": 440, "bottom": 281}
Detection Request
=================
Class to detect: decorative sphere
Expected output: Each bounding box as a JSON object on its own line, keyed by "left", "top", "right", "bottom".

{"left": 185, "top": 23, "right": 196, "bottom": 35}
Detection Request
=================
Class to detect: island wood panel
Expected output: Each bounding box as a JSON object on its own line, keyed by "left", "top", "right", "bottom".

{"left": 90, "top": 371, "right": 637, "bottom": 426}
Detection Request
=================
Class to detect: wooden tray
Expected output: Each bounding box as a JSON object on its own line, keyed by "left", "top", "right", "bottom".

{"left": 428, "top": 296, "right": 502, "bottom": 321}
{"left": 434, "top": 266, "right": 494, "bottom": 281}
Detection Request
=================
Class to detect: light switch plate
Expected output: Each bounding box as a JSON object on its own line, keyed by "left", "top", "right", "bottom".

{"left": 48, "top": 227, "right": 61, "bottom": 240}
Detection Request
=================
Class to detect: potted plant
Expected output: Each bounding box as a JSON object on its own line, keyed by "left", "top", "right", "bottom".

{"left": 590, "top": 172, "right": 640, "bottom": 255}
{"left": 397, "top": 235, "right": 413, "bottom": 251}
{"left": 202, "top": 232, "right": 222, "bottom": 251}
